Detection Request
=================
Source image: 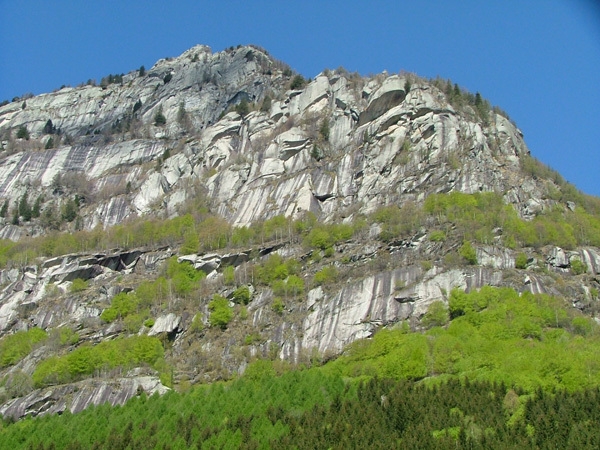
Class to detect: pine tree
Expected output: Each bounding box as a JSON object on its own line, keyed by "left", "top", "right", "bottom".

{"left": 19, "top": 192, "right": 32, "bottom": 222}
{"left": 0, "top": 199, "right": 8, "bottom": 218}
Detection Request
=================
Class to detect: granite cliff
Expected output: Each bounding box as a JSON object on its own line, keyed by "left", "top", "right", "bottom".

{"left": 0, "top": 44, "right": 598, "bottom": 419}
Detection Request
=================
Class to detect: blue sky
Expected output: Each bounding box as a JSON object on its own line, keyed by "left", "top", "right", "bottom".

{"left": 1, "top": 0, "right": 599, "bottom": 196}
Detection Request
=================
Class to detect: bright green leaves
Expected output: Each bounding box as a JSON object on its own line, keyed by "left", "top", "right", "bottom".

{"left": 208, "top": 295, "right": 233, "bottom": 329}
{"left": 32, "top": 336, "right": 165, "bottom": 388}
{"left": 0, "top": 327, "right": 48, "bottom": 367}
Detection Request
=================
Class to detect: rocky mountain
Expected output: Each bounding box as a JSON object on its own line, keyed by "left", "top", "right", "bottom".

{"left": 0, "top": 44, "right": 598, "bottom": 420}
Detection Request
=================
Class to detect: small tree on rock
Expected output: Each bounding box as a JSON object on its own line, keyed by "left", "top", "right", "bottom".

{"left": 154, "top": 107, "right": 167, "bottom": 126}
{"left": 16, "top": 125, "right": 29, "bottom": 140}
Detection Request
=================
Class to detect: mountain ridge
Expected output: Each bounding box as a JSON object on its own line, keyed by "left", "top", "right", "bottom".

{"left": 0, "top": 44, "right": 599, "bottom": 420}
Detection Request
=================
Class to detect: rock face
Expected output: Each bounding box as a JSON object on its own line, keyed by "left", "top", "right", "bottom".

{"left": 0, "top": 375, "right": 169, "bottom": 420}
{"left": 0, "top": 45, "right": 543, "bottom": 235}
{"left": 0, "top": 44, "right": 598, "bottom": 420}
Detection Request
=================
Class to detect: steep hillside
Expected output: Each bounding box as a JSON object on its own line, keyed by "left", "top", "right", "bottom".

{"left": 0, "top": 44, "right": 599, "bottom": 420}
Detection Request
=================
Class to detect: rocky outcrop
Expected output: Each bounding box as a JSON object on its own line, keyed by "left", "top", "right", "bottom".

{"left": 0, "top": 374, "right": 169, "bottom": 420}
{"left": 0, "top": 45, "right": 546, "bottom": 234}
{"left": 0, "top": 44, "right": 596, "bottom": 421}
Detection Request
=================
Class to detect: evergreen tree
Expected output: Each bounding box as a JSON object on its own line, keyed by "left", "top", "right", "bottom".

{"left": 32, "top": 195, "right": 42, "bottom": 218}
{"left": 0, "top": 199, "right": 8, "bottom": 218}
{"left": 16, "top": 125, "right": 29, "bottom": 140}
{"left": 43, "top": 119, "right": 55, "bottom": 134}
{"left": 18, "top": 192, "right": 32, "bottom": 222}
{"left": 11, "top": 201, "right": 19, "bottom": 225}
{"left": 154, "top": 107, "right": 167, "bottom": 126}
{"left": 62, "top": 198, "right": 78, "bottom": 222}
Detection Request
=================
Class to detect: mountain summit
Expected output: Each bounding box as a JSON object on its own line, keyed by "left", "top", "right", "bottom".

{"left": 0, "top": 45, "right": 599, "bottom": 420}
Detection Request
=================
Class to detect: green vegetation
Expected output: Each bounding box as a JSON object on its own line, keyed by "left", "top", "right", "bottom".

{"left": 0, "top": 328, "right": 47, "bottom": 367}
{"left": 100, "top": 257, "right": 205, "bottom": 326}
{"left": 208, "top": 295, "right": 233, "bottom": 329}
{"left": 422, "top": 300, "right": 449, "bottom": 328}
{"left": 515, "top": 252, "right": 528, "bottom": 269}
{"left": 234, "top": 98, "right": 249, "bottom": 116}
{"left": 571, "top": 258, "right": 588, "bottom": 275}
{"left": 69, "top": 278, "right": 88, "bottom": 293}
{"left": 313, "top": 265, "right": 338, "bottom": 286}
{"left": 271, "top": 297, "right": 284, "bottom": 314}
{"left": 99, "top": 73, "right": 124, "bottom": 88}
{"left": 167, "top": 257, "right": 206, "bottom": 296}
{"left": 372, "top": 201, "right": 423, "bottom": 242}
{"left": 32, "top": 335, "right": 165, "bottom": 388}
{"left": 100, "top": 291, "right": 140, "bottom": 323}
{"left": 326, "top": 286, "right": 600, "bottom": 392}
{"left": 154, "top": 107, "right": 167, "bottom": 126}
{"left": 290, "top": 74, "right": 306, "bottom": 90}
{"left": 459, "top": 240, "right": 477, "bottom": 265}
{"left": 16, "top": 125, "right": 29, "bottom": 140}
{"left": 423, "top": 191, "right": 600, "bottom": 249}
{"left": 429, "top": 229, "right": 446, "bottom": 242}
{"left": 232, "top": 285, "right": 251, "bottom": 305}
{"left": 3, "top": 286, "right": 600, "bottom": 447}
{"left": 222, "top": 265, "right": 235, "bottom": 285}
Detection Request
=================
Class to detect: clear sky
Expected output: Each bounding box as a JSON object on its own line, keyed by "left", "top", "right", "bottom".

{"left": 1, "top": 0, "right": 599, "bottom": 196}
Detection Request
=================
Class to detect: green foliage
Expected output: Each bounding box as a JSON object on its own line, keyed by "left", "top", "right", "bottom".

{"left": 372, "top": 201, "right": 424, "bottom": 241}
{"left": 313, "top": 265, "right": 338, "bottom": 286}
{"left": 429, "top": 230, "right": 446, "bottom": 242}
{"left": 244, "top": 332, "right": 262, "bottom": 345}
{"left": 260, "top": 94, "right": 271, "bottom": 112}
{"left": 61, "top": 198, "right": 78, "bottom": 222}
{"left": 100, "top": 292, "right": 138, "bottom": 323}
{"left": 43, "top": 119, "right": 55, "bottom": 135}
{"left": 326, "top": 286, "right": 600, "bottom": 393}
{"left": 133, "top": 99, "right": 142, "bottom": 113}
{"left": 0, "top": 199, "right": 8, "bottom": 218}
{"left": 208, "top": 295, "right": 232, "bottom": 329}
{"left": 6, "top": 298, "right": 600, "bottom": 450}
{"left": 166, "top": 257, "right": 205, "bottom": 296}
{"left": 180, "top": 231, "right": 199, "bottom": 254}
{"left": 459, "top": 241, "right": 477, "bottom": 265}
{"left": 154, "top": 107, "right": 167, "bottom": 126}
{"left": 56, "top": 327, "right": 79, "bottom": 346}
{"left": 515, "top": 252, "right": 528, "bottom": 269}
{"left": 190, "top": 313, "right": 204, "bottom": 334}
{"left": 232, "top": 285, "right": 251, "bottom": 305}
{"left": 69, "top": 278, "right": 88, "bottom": 293}
{"left": 422, "top": 301, "right": 449, "bottom": 328}
{"left": 271, "top": 275, "right": 304, "bottom": 298}
{"left": 571, "top": 258, "right": 587, "bottom": 275}
{"left": 100, "top": 73, "right": 124, "bottom": 87}
{"left": 290, "top": 74, "right": 306, "bottom": 90}
{"left": 0, "top": 328, "right": 47, "bottom": 367}
{"left": 222, "top": 265, "right": 235, "bottom": 285}
{"left": 234, "top": 98, "right": 249, "bottom": 116}
{"left": 303, "top": 222, "right": 354, "bottom": 250}
{"left": 319, "top": 118, "right": 330, "bottom": 142}
{"left": 16, "top": 125, "right": 29, "bottom": 140}
{"left": 17, "top": 191, "right": 32, "bottom": 222}
{"left": 271, "top": 297, "right": 284, "bottom": 315}
{"left": 254, "top": 254, "right": 296, "bottom": 285}
{"left": 5, "top": 371, "right": 600, "bottom": 449}
{"left": 32, "top": 335, "right": 165, "bottom": 387}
